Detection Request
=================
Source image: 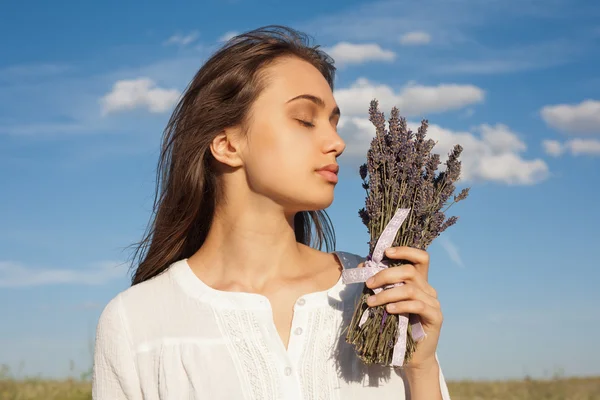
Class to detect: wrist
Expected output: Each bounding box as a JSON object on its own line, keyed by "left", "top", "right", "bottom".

{"left": 403, "top": 358, "right": 443, "bottom": 400}
{"left": 404, "top": 357, "right": 439, "bottom": 376}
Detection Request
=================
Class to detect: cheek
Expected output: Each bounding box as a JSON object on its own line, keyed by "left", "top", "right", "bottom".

{"left": 242, "top": 123, "right": 335, "bottom": 209}
{"left": 248, "top": 123, "right": 313, "bottom": 174}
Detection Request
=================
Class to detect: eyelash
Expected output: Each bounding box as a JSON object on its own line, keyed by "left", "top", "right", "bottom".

{"left": 296, "top": 119, "right": 315, "bottom": 128}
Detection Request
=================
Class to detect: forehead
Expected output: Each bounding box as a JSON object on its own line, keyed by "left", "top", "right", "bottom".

{"left": 258, "top": 57, "right": 336, "bottom": 106}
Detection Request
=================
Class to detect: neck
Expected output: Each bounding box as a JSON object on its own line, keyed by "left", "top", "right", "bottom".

{"left": 189, "top": 200, "right": 310, "bottom": 290}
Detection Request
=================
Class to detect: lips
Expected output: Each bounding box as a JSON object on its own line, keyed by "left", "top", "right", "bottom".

{"left": 316, "top": 164, "right": 339, "bottom": 183}
{"left": 316, "top": 164, "right": 339, "bottom": 174}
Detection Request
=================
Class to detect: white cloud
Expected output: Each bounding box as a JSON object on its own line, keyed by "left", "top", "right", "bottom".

{"left": 399, "top": 31, "right": 431, "bottom": 46}
{"left": 164, "top": 31, "right": 199, "bottom": 47}
{"left": 303, "top": 0, "right": 588, "bottom": 43}
{"left": 425, "top": 123, "right": 548, "bottom": 185}
{"left": 1, "top": 51, "right": 205, "bottom": 139}
{"left": 0, "top": 260, "right": 126, "bottom": 287}
{"left": 433, "top": 39, "right": 579, "bottom": 75}
{"left": 325, "top": 42, "right": 395, "bottom": 66}
{"left": 338, "top": 119, "right": 549, "bottom": 185}
{"left": 478, "top": 123, "right": 527, "bottom": 153}
{"left": 542, "top": 140, "right": 565, "bottom": 156}
{"left": 218, "top": 31, "right": 239, "bottom": 42}
{"left": 435, "top": 59, "right": 544, "bottom": 75}
{"left": 337, "top": 116, "right": 376, "bottom": 157}
{"left": 100, "top": 77, "right": 180, "bottom": 115}
{"left": 543, "top": 138, "right": 600, "bottom": 156}
{"left": 540, "top": 100, "right": 600, "bottom": 135}
{"left": 568, "top": 138, "right": 600, "bottom": 155}
{"left": 440, "top": 238, "right": 465, "bottom": 268}
{"left": 302, "top": 0, "right": 592, "bottom": 77}
{"left": 334, "top": 78, "right": 485, "bottom": 118}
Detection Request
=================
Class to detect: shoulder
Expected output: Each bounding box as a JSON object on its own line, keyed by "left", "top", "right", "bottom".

{"left": 96, "top": 261, "right": 183, "bottom": 336}
{"left": 111, "top": 266, "right": 174, "bottom": 308}
{"left": 96, "top": 291, "right": 126, "bottom": 338}
{"left": 302, "top": 246, "right": 365, "bottom": 272}
{"left": 332, "top": 250, "right": 366, "bottom": 270}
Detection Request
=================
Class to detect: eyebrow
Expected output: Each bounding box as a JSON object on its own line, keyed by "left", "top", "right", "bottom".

{"left": 286, "top": 94, "right": 341, "bottom": 118}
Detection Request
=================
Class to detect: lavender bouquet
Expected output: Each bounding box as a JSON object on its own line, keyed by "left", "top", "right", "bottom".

{"left": 341, "top": 99, "right": 469, "bottom": 367}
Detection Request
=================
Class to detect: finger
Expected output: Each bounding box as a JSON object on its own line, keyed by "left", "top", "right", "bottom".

{"left": 367, "top": 283, "right": 440, "bottom": 309}
{"left": 366, "top": 264, "right": 437, "bottom": 298}
{"left": 385, "top": 246, "right": 430, "bottom": 274}
{"left": 384, "top": 300, "right": 443, "bottom": 326}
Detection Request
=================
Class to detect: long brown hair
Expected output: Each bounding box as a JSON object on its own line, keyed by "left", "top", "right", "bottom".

{"left": 129, "top": 25, "right": 338, "bottom": 286}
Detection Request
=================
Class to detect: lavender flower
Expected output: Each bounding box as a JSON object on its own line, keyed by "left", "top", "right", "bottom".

{"left": 454, "top": 188, "right": 470, "bottom": 202}
{"left": 359, "top": 164, "right": 368, "bottom": 180}
{"left": 358, "top": 208, "right": 370, "bottom": 226}
{"left": 345, "top": 99, "right": 470, "bottom": 367}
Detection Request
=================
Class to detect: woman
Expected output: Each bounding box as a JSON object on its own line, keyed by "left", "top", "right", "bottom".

{"left": 92, "top": 25, "right": 452, "bottom": 399}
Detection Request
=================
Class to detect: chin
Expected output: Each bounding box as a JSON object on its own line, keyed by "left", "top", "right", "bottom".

{"left": 299, "top": 192, "right": 335, "bottom": 211}
{"left": 280, "top": 180, "right": 336, "bottom": 212}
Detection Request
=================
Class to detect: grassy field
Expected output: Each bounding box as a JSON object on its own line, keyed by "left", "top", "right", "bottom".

{"left": 1, "top": 364, "right": 599, "bottom": 400}
{"left": 1, "top": 375, "right": 599, "bottom": 399}
{"left": 447, "top": 377, "right": 600, "bottom": 399}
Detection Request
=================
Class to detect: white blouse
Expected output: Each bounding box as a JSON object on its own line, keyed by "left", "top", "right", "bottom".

{"left": 92, "top": 251, "right": 452, "bottom": 399}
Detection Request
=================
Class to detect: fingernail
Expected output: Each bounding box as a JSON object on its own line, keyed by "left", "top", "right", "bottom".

{"left": 366, "top": 277, "right": 374, "bottom": 286}
{"left": 367, "top": 295, "right": 376, "bottom": 305}
{"left": 387, "top": 248, "right": 396, "bottom": 254}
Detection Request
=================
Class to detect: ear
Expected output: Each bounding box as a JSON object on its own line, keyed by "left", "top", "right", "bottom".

{"left": 209, "top": 127, "right": 244, "bottom": 168}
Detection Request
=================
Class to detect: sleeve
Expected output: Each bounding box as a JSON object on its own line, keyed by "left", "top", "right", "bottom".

{"left": 92, "top": 294, "right": 143, "bottom": 400}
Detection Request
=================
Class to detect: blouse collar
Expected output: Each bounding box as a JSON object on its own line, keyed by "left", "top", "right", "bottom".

{"left": 168, "top": 251, "right": 361, "bottom": 310}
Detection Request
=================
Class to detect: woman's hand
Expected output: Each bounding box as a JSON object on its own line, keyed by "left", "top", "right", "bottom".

{"left": 362, "top": 246, "right": 442, "bottom": 370}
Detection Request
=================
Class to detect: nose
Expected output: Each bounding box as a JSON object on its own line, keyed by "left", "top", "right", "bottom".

{"left": 324, "top": 127, "right": 346, "bottom": 158}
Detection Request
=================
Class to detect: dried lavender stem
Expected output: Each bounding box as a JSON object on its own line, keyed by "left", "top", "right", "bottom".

{"left": 346, "top": 100, "right": 469, "bottom": 367}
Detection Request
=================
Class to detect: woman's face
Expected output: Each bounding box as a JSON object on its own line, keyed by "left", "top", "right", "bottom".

{"left": 240, "top": 56, "right": 346, "bottom": 212}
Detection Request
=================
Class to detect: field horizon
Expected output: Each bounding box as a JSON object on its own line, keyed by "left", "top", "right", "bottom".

{"left": 2, "top": 364, "right": 599, "bottom": 400}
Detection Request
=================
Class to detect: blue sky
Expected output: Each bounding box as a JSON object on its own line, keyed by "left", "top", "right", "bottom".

{"left": 1, "top": 0, "right": 599, "bottom": 381}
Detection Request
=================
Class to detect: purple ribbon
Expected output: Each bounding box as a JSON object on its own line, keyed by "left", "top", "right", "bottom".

{"left": 342, "top": 207, "right": 426, "bottom": 367}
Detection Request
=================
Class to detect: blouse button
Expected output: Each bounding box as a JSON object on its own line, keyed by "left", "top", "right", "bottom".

{"left": 297, "top": 298, "right": 306, "bottom": 306}
{"left": 294, "top": 327, "right": 303, "bottom": 335}
{"left": 284, "top": 367, "right": 292, "bottom": 376}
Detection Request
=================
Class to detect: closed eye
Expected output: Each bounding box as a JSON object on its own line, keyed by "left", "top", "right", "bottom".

{"left": 296, "top": 119, "right": 315, "bottom": 128}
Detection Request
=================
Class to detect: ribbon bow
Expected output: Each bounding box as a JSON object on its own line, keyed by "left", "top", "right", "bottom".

{"left": 341, "top": 207, "right": 426, "bottom": 367}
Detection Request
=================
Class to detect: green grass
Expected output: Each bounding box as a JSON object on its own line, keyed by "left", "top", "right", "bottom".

{"left": 1, "top": 364, "right": 599, "bottom": 400}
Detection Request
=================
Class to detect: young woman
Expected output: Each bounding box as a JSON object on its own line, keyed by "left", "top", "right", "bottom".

{"left": 92, "top": 25, "right": 452, "bottom": 399}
